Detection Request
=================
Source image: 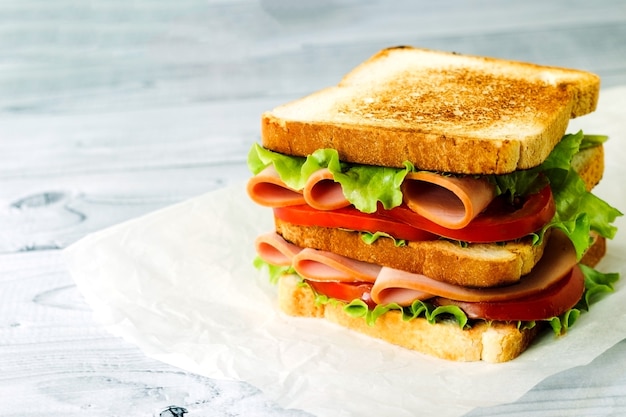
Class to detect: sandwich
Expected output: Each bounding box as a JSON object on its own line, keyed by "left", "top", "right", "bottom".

{"left": 245, "top": 46, "right": 622, "bottom": 362}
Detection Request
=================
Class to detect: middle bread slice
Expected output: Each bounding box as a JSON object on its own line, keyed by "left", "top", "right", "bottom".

{"left": 275, "top": 218, "right": 545, "bottom": 288}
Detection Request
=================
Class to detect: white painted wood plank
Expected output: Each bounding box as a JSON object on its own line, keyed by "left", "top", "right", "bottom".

{"left": 0, "top": 250, "right": 308, "bottom": 417}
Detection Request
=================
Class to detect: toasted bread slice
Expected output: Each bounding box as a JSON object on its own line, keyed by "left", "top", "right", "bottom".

{"left": 275, "top": 145, "right": 604, "bottom": 288}
{"left": 276, "top": 219, "right": 545, "bottom": 287}
{"left": 277, "top": 234, "right": 606, "bottom": 362}
{"left": 262, "top": 46, "right": 600, "bottom": 174}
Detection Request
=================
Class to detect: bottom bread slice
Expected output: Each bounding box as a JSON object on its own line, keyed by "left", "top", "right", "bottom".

{"left": 277, "top": 273, "right": 540, "bottom": 363}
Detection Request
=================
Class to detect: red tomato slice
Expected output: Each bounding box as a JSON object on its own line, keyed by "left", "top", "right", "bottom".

{"left": 274, "top": 185, "right": 555, "bottom": 243}
{"left": 383, "top": 184, "right": 555, "bottom": 243}
{"left": 274, "top": 205, "right": 437, "bottom": 241}
{"left": 435, "top": 265, "right": 584, "bottom": 321}
{"left": 306, "top": 280, "right": 376, "bottom": 309}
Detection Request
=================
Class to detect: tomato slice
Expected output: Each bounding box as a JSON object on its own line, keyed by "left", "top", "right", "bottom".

{"left": 435, "top": 265, "right": 584, "bottom": 321}
{"left": 274, "top": 185, "right": 555, "bottom": 243}
{"left": 383, "top": 184, "right": 555, "bottom": 243}
{"left": 306, "top": 280, "right": 376, "bottom": 308}
{"left": 274, "top": 205, "right": 437, "bottom": 241}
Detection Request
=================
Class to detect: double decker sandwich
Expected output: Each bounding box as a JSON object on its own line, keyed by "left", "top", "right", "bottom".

{"left": 246, "top": 46, "right": 622, "bottom": 362}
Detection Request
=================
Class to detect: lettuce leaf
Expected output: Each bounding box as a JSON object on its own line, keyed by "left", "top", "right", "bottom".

{"left": 248, "top": 143, "right": 411, "bottom": 213}
{"left": 577, "top": 264, "right": 620, "bottom": 310}
{"left": 361, "top": 231, "right": 406, "bottom": 246}
{"left": 549, "top": 309, "right": 581, "bottom": 335}
{"left": 490, "top": 131, "right": 622, "bottom": 258}
{"left": 492, "top": 131, "right": 584, "bottom": 198}
{"left": 252, "top": 256, "right": 293, "bottom": 285}
{"left": 542, "top": 133, "right": 621, "bottom": 258}
{"left": 579, "top": 134, "right": 608, "bottom": 150}
{"left": 341, "top": 298, "right": 468, "bottom": 328}
{"left": 549, "top": 265, "right": 619, "bottom": 335}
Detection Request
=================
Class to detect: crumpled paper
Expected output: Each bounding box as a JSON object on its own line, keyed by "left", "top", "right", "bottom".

{"left": 65, "top": 86, "right": 626, "bottom": 417}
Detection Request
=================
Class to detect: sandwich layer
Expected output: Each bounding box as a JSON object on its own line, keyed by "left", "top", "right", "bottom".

{"left": 262, "top": 46, "right": 600, "bottom": 174}
{"left": 275, "top": 219, "right": 544, "bottom": 288}
{"left": 277, "top": 235, "right": 605, "bottom": 362}
{"left": 278, "top": 273, "right": 538, "bottom": 362}
{"left": 274, "top": 144, "right": 604, "bottom": 288}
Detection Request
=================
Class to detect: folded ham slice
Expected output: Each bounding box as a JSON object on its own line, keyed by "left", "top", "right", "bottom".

{"left": 292, "top": 248, "right": 381, "bottom": 283}
{"left": 248, "top": 166, "right": 498, "bottom": 230}
{"left": 371, "top": 231, "right": 577, "bottom": 306}
{"left": 247, "top": 166, "right": 349, "bottom": 210}
{"left": 302, "top": 168, "right": 350, "bottom": 210}
{"left": 247, "top": 166, "right": 305, "bottom": 207}
{"left": 255, "top": 233, "right": 380, "bottom": 283}
{"left": 401, "top": 171, "right": 496, "bottom": 229}
{"left": 255, "top": 232, "right": 302, "bottom": 266}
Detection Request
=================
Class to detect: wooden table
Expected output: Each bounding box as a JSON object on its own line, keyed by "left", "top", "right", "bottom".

{"left": 2, "top": 1, "right": 625, "bottom": 416}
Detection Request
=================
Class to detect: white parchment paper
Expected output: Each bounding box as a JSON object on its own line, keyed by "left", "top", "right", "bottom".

{"left": 65, "top": 86, "right": 626, "bottom": 417}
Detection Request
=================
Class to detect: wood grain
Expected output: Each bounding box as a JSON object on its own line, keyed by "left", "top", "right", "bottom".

{"left": 1, "top": 0, "right": 625, "bottom": 415}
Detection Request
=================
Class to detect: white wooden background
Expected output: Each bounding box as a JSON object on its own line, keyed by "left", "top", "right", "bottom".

{"left": 1, "top": 1, "right": 626, "bottom": 416}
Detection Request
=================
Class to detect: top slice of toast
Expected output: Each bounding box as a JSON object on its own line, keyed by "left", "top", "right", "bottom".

{"left": 261, "top": 46, "right": 600, "bottom": 174}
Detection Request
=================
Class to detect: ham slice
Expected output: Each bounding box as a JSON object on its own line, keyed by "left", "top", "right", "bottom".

{"left": 401, "top": 171, "right": 496, "bottom": 229}
{"left": 302, "top": 168, "right": 350, "bottom": 210}
{"left": 370, "top": 269, "right": 436, "bottom": 306}
{"left": 371, "top": 230, "right": 577, "bottom": 306}
{"left": 247, "top": 166, "right": 349, "bottom": 210}
{"left": 255, "top": 232, "right": 302, "bottom": 266}
{"left": 247, "top": 166, "right": 305, "bottom": 207}
{"left": 248, "top": 166, "right": 497, "bottom": 231}
{"left": 292, "top": 248, "right": 381, "bottom": 283}
{"left": 255, "top": 233, "right": 380, "bottom": 283}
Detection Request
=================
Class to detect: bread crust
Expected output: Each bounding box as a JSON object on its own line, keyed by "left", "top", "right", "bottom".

{"left": 572, "top": 145, "right": 605, "bottom": 191}
{"left": 262, "top": 46, "right": 600, "bottom": 174}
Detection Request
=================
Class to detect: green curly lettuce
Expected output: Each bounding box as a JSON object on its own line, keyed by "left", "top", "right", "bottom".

{"left": 248, "top": 143, "right": 411, "bottom": 213}
{"left": 361, "top": 231, "right": 406, "bottom": 246}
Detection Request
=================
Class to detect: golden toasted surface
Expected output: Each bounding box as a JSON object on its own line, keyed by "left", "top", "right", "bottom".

{"left": 262, "top": 46, "right": 600, "bottom": 174}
